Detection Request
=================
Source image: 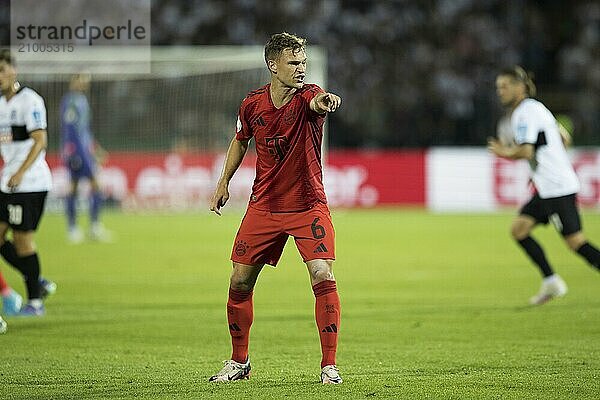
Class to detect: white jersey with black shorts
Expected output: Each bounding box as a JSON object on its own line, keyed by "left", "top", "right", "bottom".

{"left": 0, "top": 86, "right": 51, "bottom": 231}
{"left": 511, "top": 98, "right": 581, "bottom": 236}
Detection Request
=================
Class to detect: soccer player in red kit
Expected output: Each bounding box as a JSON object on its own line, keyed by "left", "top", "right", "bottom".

{"left": 209, "top": 32, "right": 343, "bottom": 384}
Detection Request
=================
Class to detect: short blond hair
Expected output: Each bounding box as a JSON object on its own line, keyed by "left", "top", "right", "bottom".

{"left": 0, "top": 49, "right": 14, "bottom": 65}
{"left": 264, "top": 32, "right": 306, "bottom": 65}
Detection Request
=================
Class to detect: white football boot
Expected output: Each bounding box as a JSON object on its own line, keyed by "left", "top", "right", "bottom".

{"left": 209, "top": 358, "right": 251, "bottom": 382}
{"left": 529, "top": 275, "right": 568, "bottom": 305}
{"left": 90, "top": 223, "right": 114, "bottom": 242}
{"left": 321, "top": 365, "right": 343, "bottom": 384}
{"left": 67, "top": 227, "right": 84, "bottom": 244}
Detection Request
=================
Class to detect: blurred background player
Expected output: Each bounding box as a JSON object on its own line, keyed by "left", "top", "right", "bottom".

{"left": 488, "top": 66, "right": 600, "bottom": 305}
{"left": 209, "top": 33, "right": 343, "bottom": 384}
{"left": 60, "top": 73, "right": 111, "bottom": 243}
{"left": 0, "top": 49, "right": 53, "bottom": 316}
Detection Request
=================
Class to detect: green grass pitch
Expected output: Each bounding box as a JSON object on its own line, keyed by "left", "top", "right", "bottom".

{"left": 1, "top": 209, "right": 599, "bottom": 399}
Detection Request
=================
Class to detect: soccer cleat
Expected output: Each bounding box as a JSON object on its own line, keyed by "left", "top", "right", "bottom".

{"left": 209, "top": 358, "right": 251, "bottom": 382}
{"left": 321, "top": 365, "right": 343, "bottom": 384}
{"left": 17, "top": 303, "right": 45, "bottom": 317}
{"left": 2, "top": 289, "right": 23, "bottom": 316}
{"left": 39, "top": 277, "right": 57, "bottom": 299}
{"left": 0, "top": 315, "right": 7, "bottom": 334}
{"left": 89, "top": 224, "right": 113, "bottom": 243}
{"left": 529, "top": 275, "right": 568, "bottom": 305}
{"left": 68, "top": 227, "right": 85, "bottom": 244}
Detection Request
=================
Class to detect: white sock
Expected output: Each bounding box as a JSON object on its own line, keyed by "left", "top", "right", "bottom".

{"left": 29, "top": 299, "right": 43, "bottom": 309}
{"left": 543, "top": 274, "right": 559, "bottom": 284}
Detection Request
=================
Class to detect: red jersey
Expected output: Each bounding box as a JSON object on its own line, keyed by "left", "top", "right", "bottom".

{"left": 235, "top": 83, "right": 327, "bottom": 212}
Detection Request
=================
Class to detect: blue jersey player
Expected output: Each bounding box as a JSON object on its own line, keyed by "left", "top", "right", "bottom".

{"left": 60, "top": 74, "right": 110, "bottom": 243}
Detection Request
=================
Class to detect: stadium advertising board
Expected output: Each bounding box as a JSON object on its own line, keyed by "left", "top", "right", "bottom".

{"left": 45, "top": 150, "right": 425, "bottom": 210}
{"left": 44, "top": 149, "right": 600, "bottom": 211}
{"left": 427, "top": 148, "right": 600, "bottom": 211}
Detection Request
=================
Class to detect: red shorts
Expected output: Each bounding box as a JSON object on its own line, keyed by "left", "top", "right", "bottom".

{"left": 231, "top": 202, "right": 335, "bottom": 266}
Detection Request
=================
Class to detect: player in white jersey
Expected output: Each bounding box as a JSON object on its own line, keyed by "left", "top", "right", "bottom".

{"left": 0, "top": 50, "right": 53, "bottom": 316}
{"left": 488, "top": 66, "right": 600, "bottom": 305}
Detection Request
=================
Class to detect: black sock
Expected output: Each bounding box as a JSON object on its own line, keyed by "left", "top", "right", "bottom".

{"left": 0, "top": 241, "right": 21, "bottom": 270}
{"left": 517, "top": 236, "right": 554, "bottom": 277}
{"left": 18, "top": 253, "right": 41, "bottom": 300}
{"left": 576, "top": 242, "right": 600, "bottom": 270}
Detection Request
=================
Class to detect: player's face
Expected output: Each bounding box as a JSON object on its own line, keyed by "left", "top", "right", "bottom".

{"left": 273, "top": 48, "right": 307, "bottom": 89}
{"left": 72, "top": 74, "right": 91, "bottom": 92}
{"left": 0, "top": 61, "right": 16, "bottom": 93}
{"left": 496, "top": 75, "right": 523, "bottom": 107}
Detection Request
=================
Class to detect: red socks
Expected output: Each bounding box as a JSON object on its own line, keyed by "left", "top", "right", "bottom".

{"left": 0, "top": 271, "right": 10, "bottom": 296}
{"left": 312, "top": 280, "right": 341, "bottom": 368}
{"left": 226, "top": 282, "right": 340, "bottom": 367}
{"left": 227, "top": 288, "right": 254, "bottom": 363}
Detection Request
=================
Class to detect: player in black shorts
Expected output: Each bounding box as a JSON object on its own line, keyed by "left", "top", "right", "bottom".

{"left": 489, "top": 66, "right": 600, "bottom": 305}
{"left": 0, "top": 50, "right": 55, "bottom": 316}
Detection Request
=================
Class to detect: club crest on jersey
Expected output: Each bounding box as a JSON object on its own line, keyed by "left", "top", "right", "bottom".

{"left": 235, "top": 240, "right": 249, "bottom": 256}
{"left": 10, "top": 110, "right": 17, "bottom": 121}
{"left": 283, "top": 103, "right": 298, "bottom": 125}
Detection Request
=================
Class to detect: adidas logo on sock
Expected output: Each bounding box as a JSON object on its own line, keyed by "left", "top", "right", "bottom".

{"left": 321, "top": 323, "right": 337, "bottom": 333}
{"left": 313, "top": 243, "right": 328, "bottom": 253}
{"left": 229, "top": 323, "right": 241, "bottom": 332}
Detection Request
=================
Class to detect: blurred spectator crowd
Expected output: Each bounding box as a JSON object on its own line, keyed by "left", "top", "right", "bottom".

{"left": 1, "top": 0, "right": 598, "bottom": 148}
{"left": 152, "top": 0, "right": 600, "bottom": 147}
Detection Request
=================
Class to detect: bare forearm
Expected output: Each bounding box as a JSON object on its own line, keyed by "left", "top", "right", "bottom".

{"left": 498, "top": 145, "right": 532, "bottom": 160}
{"left": 488, "top": 137, "right": 533, "bottom": 161}
{"left": 218, "top": 138, "right": 249, "bottom": 185}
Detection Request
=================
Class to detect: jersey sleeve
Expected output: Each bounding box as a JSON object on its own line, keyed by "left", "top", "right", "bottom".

{"left": 512, "top": 106, "right": 539, "bottom": 145}
{"left": 300, "top": 84, "right": 328, "bottom": 122}
{"left": 235, "top": 100, "right": 253, "bottom": 141}
{"left": 301, "top": 84, "right": 324, "bottom": 108}
{"left": 25, "top": 93, "right": 47, "bottom": 133}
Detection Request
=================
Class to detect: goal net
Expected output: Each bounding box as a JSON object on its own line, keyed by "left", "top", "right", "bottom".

{"left": 18, "top": 46, "right": 327, "bottom": 211}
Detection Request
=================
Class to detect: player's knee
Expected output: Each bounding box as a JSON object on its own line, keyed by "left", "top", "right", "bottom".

{"left": 310, "top": 261, "right": 335, "bottom": 284}
{"left": 511, "top": 223, "right": 529, "bottom": 241}
{"left": 229, "top": 274, "right": 255, "bottom": 292}
{"left": 12, "top": 234, "right": 35, "bottom": 256}
{"left": 565, "top": 232, "right": 586, "bottom": 252}
{"left": 313, "top": 270, "right": 334, "bottom": 284}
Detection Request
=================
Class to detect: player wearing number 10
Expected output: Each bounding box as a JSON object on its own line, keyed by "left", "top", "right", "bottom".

{"left": 0, "top": 50, "right": 52, "bottom": 316}
{"left": 209, "top": 33, "right": 343, "bottom": 384}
